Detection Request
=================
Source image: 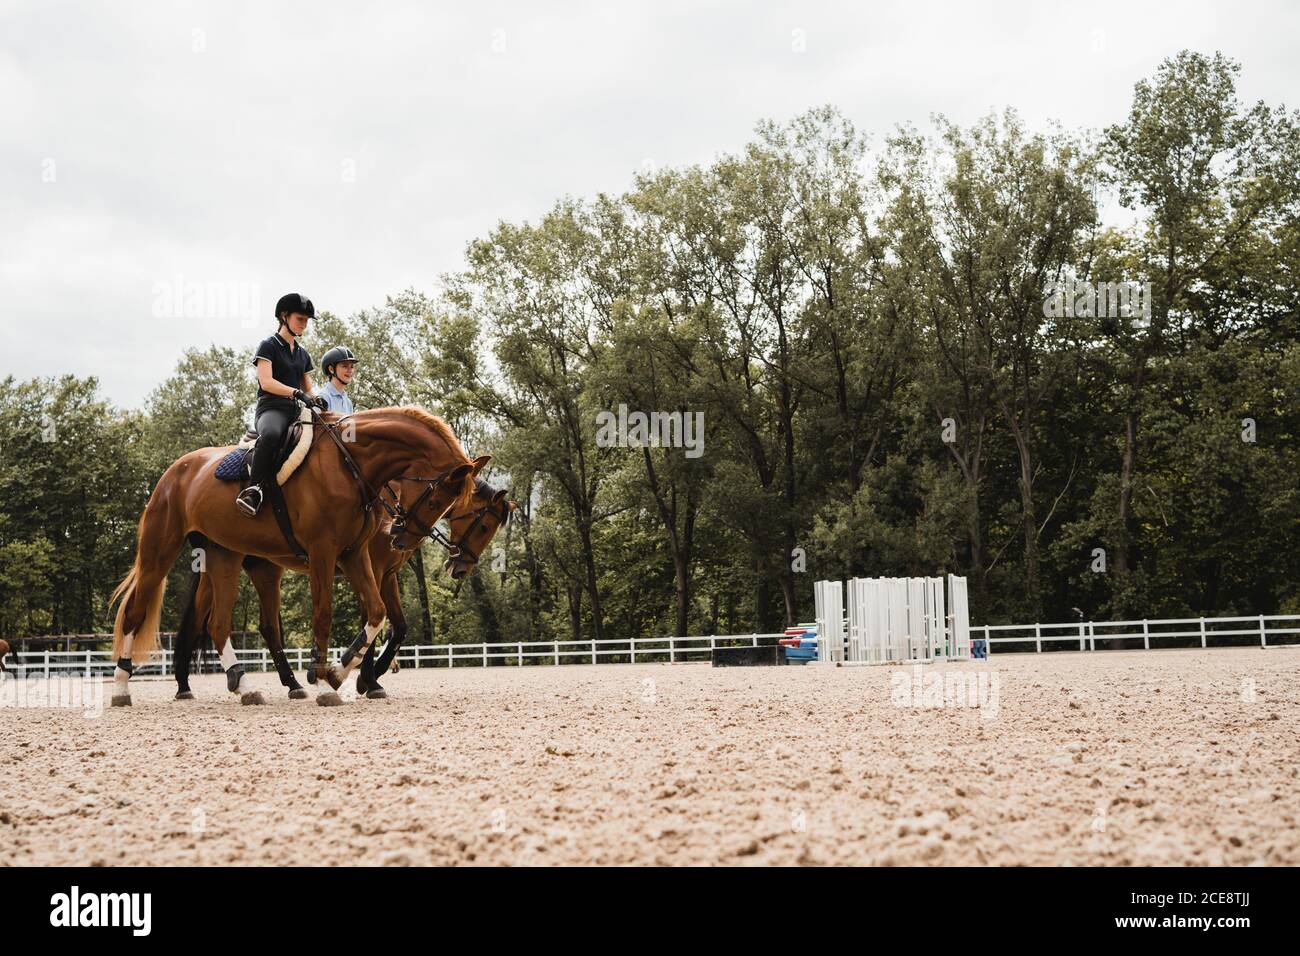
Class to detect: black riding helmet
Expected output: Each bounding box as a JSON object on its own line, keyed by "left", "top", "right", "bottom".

{"left": 275, "top": 292, "right": 315, "bottom": 325}
{"left": 320, "top": 345, "right": 357, "bottom": 380}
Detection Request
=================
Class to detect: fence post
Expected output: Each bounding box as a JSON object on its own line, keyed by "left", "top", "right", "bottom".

{"left": 481, "top": 643, "right": 487, "bottom": 668}
{"left": 553, "top": 643, "right": 559, "bottom": 666}
{"left": 1260, "top": 614, "right": 1267, "bottom": 648}
{"left": 1035, "top": 623, "right": 1042, "bottom": 654}
{"left": 1142, "top": 619, "right": 1149, "bottom": 651}
{"left": 44, "top": 650, "right": 50, "bottom": 678}
{"left": 1078, "top": 623, "right": 1084, "bottom": 652}
{"left": 1200, "top": 618, "right": 1207, "bottom": 649}
{"left": 591, "top": 639, "right": 597, "bottom": 665}
{"left": 517, "top": 643, "right": 523, "bottom": 667}
{"left": 669, "top": 637, "right": 675, "bottom": 665}
{"left": 447, "top": 645, "right": 452, "bottom": 669}
{"left": 630, "top": 635, "right": 636, "bottom": 665}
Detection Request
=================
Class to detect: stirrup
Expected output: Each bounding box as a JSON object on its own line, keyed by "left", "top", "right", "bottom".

{"left": 235, "top": 484, "right": 263, "bottom": 517}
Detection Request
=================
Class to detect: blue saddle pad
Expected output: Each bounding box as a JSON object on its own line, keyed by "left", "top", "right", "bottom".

{"left": 215, "top": 447, "right": 251, "bottom": 482}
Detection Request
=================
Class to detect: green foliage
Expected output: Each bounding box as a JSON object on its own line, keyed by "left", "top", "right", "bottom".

{"left": 4, "top": 50, "right": 1298, "bottom": 643}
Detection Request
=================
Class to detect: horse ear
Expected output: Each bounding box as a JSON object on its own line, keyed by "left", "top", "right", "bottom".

{"left": 451, "top": 463, "right": 474, "bottom": 481}
{"left": 492, "top": 488, "right": 509, "bottom": 504}
{"left": 471, "top": 455, "right": 491, "bottom": 475}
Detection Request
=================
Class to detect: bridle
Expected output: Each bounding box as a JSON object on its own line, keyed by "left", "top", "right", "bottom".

{"left": 312, "top": 408, "right": 467, "bottom": 549}
{"left": 386, "top": 474, "right": 466, "bottom": 546}
{"left": 428, "top": 493, "right": 511, "bottom": 564}
{"left": 311, "top": 406, "right": 509, "bottom": 562}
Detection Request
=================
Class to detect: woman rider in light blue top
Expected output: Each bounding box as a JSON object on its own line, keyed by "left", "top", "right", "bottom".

{"left": 315, "top": 346, "right": 357, "bottom": 415}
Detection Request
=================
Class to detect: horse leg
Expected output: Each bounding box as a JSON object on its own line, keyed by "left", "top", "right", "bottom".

{"left": 111, "top": 484, "right": 188, "bottom": 707}
{"left": 335, "top": 549, "right": 388, "bottom": 691}
{"left": 309, "top": 550, "right": 345, "bottom": 706}
{"left": 205, "top": 549, "right": 266, "bottom": 706}
{"left": 359, "top": 570, "right": 406, "bottom": 699}
{"left": 245, "top": 557, "right": 305, "bottom": 699}
{"left": 173, "top": 563, "right": 207, "bottom": 700}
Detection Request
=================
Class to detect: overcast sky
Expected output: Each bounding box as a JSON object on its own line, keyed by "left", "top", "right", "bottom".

{"left": 3, "top": 0, "right": 1297, "bottom": 408}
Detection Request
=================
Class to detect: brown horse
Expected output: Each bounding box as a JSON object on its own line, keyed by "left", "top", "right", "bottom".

{"left": 109, "top": 406, "right": 478, "bottom": 707}
{"left": 0, "top": 638, "right": 10, "bottom": 671}
{"left": 174, "top": 473, "right": 513, "bottom": 700}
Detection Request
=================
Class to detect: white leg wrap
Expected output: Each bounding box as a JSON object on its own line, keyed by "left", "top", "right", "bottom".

{"left": 219, "top": 642, "right": 250, "bottom": 694}
{"left": 340, "top": 620, "right": 386, "bottom": 676}
{"left": 115, "top": 632, "right": 135, "bottom": 690}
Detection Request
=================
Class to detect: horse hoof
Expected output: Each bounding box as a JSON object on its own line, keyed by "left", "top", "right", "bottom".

{"left": 365, "top": 687, "right": 387, "bottom": 700}
{"left": 316, "top": 691, "right": 344, "bottom": 707}
{"left": 288, "top": 687, "right": 308, "bottom": 700}
{"left": 355, "top": 674, "right": 370, "bottom": 696}
{"left": 240, "top": 691, "right": 267, "bottom": 706}
{"left": 325, "top": 665, "right": 345, "bottom": 690}
{"left": 175, "top": 690, "right": 194, "bottom": 701}
{"left": 111, "top": 695, "right": 132, "bottom": 707}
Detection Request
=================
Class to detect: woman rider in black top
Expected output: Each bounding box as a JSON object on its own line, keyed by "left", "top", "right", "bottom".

{"left": 235, "top": 292, "right": 329, "bottom": 517}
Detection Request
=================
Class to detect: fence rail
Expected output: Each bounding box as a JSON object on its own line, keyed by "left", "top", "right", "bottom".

{"left": 2, "top": 633, "right": 789, "bottom": 678}
{"left": 973, "top": 615, "right": 1300, "bottom": 653}
{"left": 5, "top": 614, "right": 1299, "bottom": 678}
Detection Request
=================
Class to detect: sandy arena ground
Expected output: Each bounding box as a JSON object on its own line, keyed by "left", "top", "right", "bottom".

{"left": 1, "top": 646, "right": 1296, "bottom": 866}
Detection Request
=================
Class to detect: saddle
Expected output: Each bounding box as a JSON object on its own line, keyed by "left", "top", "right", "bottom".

{"left": 214, "top": 407, "right": 315, "bottom": 486}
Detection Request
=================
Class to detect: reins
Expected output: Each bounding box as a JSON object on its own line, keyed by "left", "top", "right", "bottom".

{"left": 431, "top": 497, "right": 510, "bottom": 562}
{"left": 312, "top": 408, "right": 468, "bottom": 549}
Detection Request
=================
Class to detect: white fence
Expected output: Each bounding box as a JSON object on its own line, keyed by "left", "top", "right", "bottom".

{"left": 5, "top": 614, "right": 1300, "bottom": 679}
{"left": 2, "top": 633, "right": 789, "bottom": 679}
{"left": 974, "top": 615, "right": 1300, "bottom": 653}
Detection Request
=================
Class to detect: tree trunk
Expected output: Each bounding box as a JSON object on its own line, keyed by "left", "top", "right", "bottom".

{"left": 568, "top": 584, "right": 583, "bottom": 645}
{"left": 673, "top": 550, "right": 690, "bottom": 637}
{"left": 469, "top": 573, "right": 502, "bottom": 662}
{"left": 577, "top": 514, "right": 605, "bottom": 642}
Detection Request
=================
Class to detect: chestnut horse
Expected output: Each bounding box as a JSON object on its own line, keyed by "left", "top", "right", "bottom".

{"left": 0, "top": 638, "right": 11, "bottom": 672}
{"left": 173, "top": 474, "right": 513, "bottom": 700}
{"left": 109, "top": 405, "right": 478, "bottom": 707}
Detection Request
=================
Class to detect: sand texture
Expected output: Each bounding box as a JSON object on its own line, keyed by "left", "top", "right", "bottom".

{"left": 1, "top": 647, "right": 1296, "bottom": 866}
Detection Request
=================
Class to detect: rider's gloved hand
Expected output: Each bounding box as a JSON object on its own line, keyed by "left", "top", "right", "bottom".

{"left": 313, "top": 395, "right": 330, "bottom": 412}
{"left": 292, "top": 389, "right": 311, "bottom": 406}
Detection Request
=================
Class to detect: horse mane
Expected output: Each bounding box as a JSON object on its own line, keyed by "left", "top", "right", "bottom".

{"left": 367, "top": 405, "right": 476, "bottom": 510}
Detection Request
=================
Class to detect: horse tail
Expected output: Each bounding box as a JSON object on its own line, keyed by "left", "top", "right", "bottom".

{"left": 110, "top": 495, "right": 177, "bottom": 666}
{"left": 110, "top": 561, "right": 163, "bottom": 665}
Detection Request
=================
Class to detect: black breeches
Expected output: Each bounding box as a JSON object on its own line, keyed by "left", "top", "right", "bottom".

{"left": 250, "top": 403, "right": 295, "bottom": 486}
